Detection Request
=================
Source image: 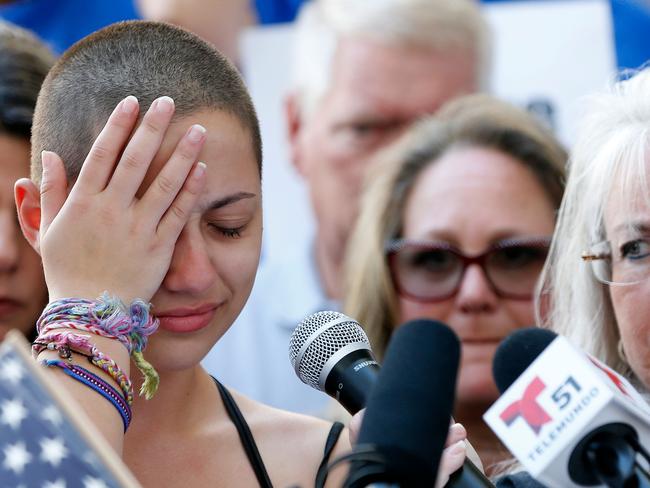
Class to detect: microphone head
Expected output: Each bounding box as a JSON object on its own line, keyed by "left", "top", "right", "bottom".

{"left": 355, "top": 319, "right": 460, "bottom": 487}
{"left": 289, "top": 311, "right": 371, "bottom": 391}
{"left": 493, "top": 327, "right": 557, "bottom": 394}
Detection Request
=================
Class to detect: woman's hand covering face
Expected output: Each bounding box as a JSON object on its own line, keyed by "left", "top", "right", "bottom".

{"left": 36, "top": 96, "right": 207, "bottom": 304}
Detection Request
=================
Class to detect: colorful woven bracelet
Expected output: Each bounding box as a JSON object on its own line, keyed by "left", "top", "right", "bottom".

{"left": 32, "top": 339, "right": 92, "bottom": 361}
{"left": 36, "top": 294, "right": 159, "bottom": 399}
{"left": 34, "top": 331, "right": 134, "bottom": 405}
{"left": 42, "top": 359, "right": 132, "bottom": 432}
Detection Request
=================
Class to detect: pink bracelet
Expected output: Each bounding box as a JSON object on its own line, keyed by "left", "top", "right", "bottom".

{"left": 34, "top": 331, "right": 134, "bottom": 405}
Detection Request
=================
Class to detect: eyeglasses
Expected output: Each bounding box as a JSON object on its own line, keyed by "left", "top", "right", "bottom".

{"left": 582, "top": 238, "right": 650, "bottom": 285}
{"left": 386, "top": 236, "right": 552, "bottom": 302}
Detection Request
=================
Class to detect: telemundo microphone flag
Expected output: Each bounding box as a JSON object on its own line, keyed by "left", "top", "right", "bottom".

{"left": 484, "top": 334, "right": 650, "bottom": 487}
{"left": 0, "top": 330, "right": 141, "bottom": 487}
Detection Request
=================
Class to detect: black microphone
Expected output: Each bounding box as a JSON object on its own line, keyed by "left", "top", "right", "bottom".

{"left": 492, "top": 327, "right": 557, "bottom": 395}
{"left": 490, "top": 327, "right": 650, "bottom": 488}
{"left": 348, "top": 319, "right": 460, "bottom": 487}
{"left": 289, "top": 311, "right": 496, "bottom": 487}
{"left": 289, "top": 311, "right": 380, "bottom": 415}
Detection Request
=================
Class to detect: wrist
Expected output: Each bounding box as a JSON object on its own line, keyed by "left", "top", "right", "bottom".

{"left": 35, "top": 294, "right": 159, "bottom": 399}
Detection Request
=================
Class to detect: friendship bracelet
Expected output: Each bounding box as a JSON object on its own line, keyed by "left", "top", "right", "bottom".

{"left": 32, "top": 339, "right": 93, "bottom": 361}
{"left": 36, "top": 294, "right": 159, "bottom": 399}
{"left": 32, "top": 330, "right": 98, "bottom": 360}
{"left": 39, "top": 321, "right": 119, "bottom": 346}
{"left": 34, "top": 331, "right": 134, "bottom": 405}
{"left": 37, "top": 295, "right": 158, "bottom": 354}
{"left": 41, "top": 359, "right": 132, "bottom": 432}
{"left": 33, "top": 331, "right": 104, "bottom": 359}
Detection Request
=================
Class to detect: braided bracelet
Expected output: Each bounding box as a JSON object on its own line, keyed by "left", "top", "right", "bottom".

{"left": 36, "top": 294, "right": 159, "bottom": 399}
{"left": 42, "top": 359, "right": 132, "bottom": 432}
{"left": 34, "top": 331, "right": 134, "bottom": 405}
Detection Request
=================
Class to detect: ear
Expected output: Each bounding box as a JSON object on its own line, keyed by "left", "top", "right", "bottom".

{"left": 285, "top": 92, "right": 307, "bottom": 178}
{"left": 14, "top": 178, "right": 42, "bottom": 255}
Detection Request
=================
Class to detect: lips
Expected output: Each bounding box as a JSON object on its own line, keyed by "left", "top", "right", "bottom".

{"left": 155, "top": 303, "right": 220, "bottom": 334}
{"left": 0, "top": 298, "right": 21, "bottom": 317}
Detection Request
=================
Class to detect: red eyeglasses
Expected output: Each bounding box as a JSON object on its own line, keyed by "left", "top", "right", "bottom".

{"left": 385, "top": 236, "right": 552, "bottom": 302}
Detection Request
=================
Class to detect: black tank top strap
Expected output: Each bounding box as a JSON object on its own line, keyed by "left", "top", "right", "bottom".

{"left": 212, "top": 377, "right": 274, "bottom": 488}
{"left": 315, "top": 421, "right": 345, "bottom": 487}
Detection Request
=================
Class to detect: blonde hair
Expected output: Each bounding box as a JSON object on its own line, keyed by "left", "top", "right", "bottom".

{"left": 540, "top": 68, "right": 650, "bottom": 380}
{"left": 344, "top": 94, "right": 567, "bottom": 358}
{"left": 290, "top": 0, "right": 491, "bottom": 117}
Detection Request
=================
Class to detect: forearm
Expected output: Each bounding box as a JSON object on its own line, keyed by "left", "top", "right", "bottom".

{"left": 36, "top": 331, "right": 131, "bottom": 454}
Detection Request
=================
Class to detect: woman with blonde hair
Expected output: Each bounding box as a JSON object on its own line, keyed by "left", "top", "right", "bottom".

{"left": 494, "top": 67, "right": 650, "bottom": 488}
{"left": 541, "top": 67, "right": 650, "bottom": 390}
{"left": 344, "top": 94, "right": 567, "bottom": 472}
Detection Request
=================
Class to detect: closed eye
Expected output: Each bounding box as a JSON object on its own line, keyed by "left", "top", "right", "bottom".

{"left": 208, "top": 223, "right": 245, "bottom": 239}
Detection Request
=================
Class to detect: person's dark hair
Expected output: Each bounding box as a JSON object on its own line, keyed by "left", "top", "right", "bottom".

{"left": 32, "top": 20, "right": 262, "bottom": 183}
{"left": 0, "top": 21, "right": 55, "bottom": 140}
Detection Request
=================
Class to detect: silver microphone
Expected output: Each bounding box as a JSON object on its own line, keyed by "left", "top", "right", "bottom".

{"left": 289, "top": 311, "right": 379, "bottom": 414}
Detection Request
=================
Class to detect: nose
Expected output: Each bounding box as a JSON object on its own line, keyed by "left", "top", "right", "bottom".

{"left": 162, "top": 227, "right": 217, "bottom": 294}
{"left": 0, "top": 211, "right": 20, "bottom": 274}
{"left": 455, "top": 264, "right": 498, "bottom": 314}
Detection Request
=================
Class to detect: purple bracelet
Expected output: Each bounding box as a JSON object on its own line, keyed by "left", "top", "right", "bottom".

{"left": 41, "top": 359, "right": 132, "bottom": 432}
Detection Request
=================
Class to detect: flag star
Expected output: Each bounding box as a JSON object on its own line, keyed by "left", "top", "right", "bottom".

{"left": 43, "top": 479, "right": 67, "bottom": 488}
{"left": 1, "top": 398, "right": 28, "bottom": 429}
{"left": 3, "top": 441, "right": 32, "bottom": 474}
{"left": 41, "top": 405, "right": 63, "bottom": 426}
{"left": 83, "top": 477, "right": 108, "bottom": 488}
{"left": 0, "top": 358, "right": 24, "bottom": 384}
{"left": 82, "top": 451, "right": 101, "bottom": 469}
{"left": 40, "top": 437, "right": 67, "bottom": 467}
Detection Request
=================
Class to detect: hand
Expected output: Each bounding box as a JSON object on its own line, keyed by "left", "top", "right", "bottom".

{"left": 435, "top": 422, "right": 472, "bottom": 488}
{"left": 34, "top": 96, "right": 207, "bottom": 304}
{"left": 348, "top": 408, "right": 364, "bottom": 446}
{"left": 348, "top": 412, "right": 479, "bottom": 488}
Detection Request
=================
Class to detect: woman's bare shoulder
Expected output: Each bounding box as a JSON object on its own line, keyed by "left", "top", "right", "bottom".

{"left": 231, "top": 391, "right": 352, "bottom": 487}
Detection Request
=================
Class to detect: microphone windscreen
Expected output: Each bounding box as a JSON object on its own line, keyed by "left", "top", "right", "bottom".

{"left": 356, "top": 319, "right": 460, "bottom": 486}
{"left": 492, "top": 327, "right": 557, "bottom": 394}
{"left": 289, "top": 311, "right": 371, "bottom": 391}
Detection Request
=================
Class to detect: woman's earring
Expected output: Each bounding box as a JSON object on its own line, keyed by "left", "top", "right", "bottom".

{"left": 617, "top": 337, "right": 628, "bottom": 363}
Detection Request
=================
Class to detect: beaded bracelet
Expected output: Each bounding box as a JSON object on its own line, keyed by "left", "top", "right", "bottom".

{"left": 42, "top": 359, "right": 132, "bottom": 432}
{"left": 36, "top": 294, "right": 159, "bottom": 399}
{"left": 34, "top": 331, "right": 134, "bottom": 405}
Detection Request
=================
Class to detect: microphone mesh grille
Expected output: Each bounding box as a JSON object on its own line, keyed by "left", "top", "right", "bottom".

{"left": 289, "top": 311, "right": 370, "bottom": 391}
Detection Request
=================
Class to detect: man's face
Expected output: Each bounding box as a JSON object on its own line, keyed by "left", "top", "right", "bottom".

{"left": 290, "top": 36, "right": 478, "bottom": 247}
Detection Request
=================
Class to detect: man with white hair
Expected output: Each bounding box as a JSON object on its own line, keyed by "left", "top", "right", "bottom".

{"left": 203, "top": 0, "right": 490, "bottom": 415}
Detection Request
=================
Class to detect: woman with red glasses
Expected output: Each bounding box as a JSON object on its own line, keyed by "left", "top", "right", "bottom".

{"left": 343, "top": 94, "right": 567, "bottom": 473}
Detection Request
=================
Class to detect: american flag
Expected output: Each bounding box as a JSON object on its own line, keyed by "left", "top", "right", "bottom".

{"left": 0, "top": 331, "right": 140, "bottom": 488}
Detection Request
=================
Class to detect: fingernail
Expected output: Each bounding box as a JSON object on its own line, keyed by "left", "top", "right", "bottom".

{"left": 121, "top": 95, "right": 138, "bottom": 114}
{"left": 194, "top": 162, "right": 206, "bottom": 178}
{"left": 452, "top": 423, "right": 467, "bottom": 437}
{"left": 188, "top": 124, "right": 206, "bottom": 143}
{"left": 41, "top": 150, "right": 52, "bottom": 169}
{"left": 156, "top": 96, "right": 174, "bottom": 114}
